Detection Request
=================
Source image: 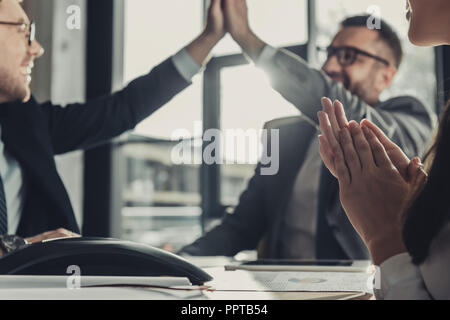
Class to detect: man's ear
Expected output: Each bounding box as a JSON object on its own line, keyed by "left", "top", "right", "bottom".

{"left": 380, "top": 65, "right": 397, "bottom": 89}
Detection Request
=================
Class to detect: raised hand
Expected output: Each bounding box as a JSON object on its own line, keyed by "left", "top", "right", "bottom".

{"left": 185, "top": 0, "right": 226, "bottom": 66}
{"left": 223, "top": 0, "right": 251, "bottom": 43}
{"left": 223, "top": 0, "right": 265, "bottom": 60}
{"left": 205, "top": 0, "right": 227, "bottom": 40}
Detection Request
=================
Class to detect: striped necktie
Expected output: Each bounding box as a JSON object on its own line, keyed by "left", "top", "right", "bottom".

{"left": 0, "top": 174, "right": 7, "bottom": 235}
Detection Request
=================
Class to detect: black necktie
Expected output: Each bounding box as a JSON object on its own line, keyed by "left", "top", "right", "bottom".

{"left": 0, "top": 174, "right": 7, "bottom": 235}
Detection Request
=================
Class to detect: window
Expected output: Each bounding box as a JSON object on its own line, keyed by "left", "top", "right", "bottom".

{"left": 213, "top": 0, "right": 308, "bottom": 210}
{"left": 123, "top": 0, "right": 203, "bottom": 139}
{"left": 116, "top": 0, "right": 205, "bottom": 250}
{"left": 219, "top": 65, "right": 300, "bottom": 206}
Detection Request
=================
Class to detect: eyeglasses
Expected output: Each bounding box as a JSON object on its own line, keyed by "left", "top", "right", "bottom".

{"left": 0, "top": 20, "right": 35, "bottom": 46}
{"left": 318, "top": 46, "right": 390, "bottom": 67}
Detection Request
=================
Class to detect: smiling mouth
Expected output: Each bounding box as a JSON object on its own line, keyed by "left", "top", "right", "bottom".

{"left": 20, "top": 65, "right": 33, "bottom": 84}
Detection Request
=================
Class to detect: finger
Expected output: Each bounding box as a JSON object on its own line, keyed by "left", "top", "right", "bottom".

{"left": 349, "top": 122, "right": 376, "bottom": 169}
{"left": 319, "top": 134, "right": 351, "bottom": 184}
{"left": 334, "top": 100, "right": 349, "bottom": 129}
{"left": 318, "top": 111, "right": 344, "bottom": 159}
{"left": 361, "top": 119, "right": 409, "bottom": 155}
{"left": 321, "top": 97, "right": 341, "bottom": 138}
{"left": 318, "top": 135, "right": 336, "bottom": 177}
{"left": 339, "top": 127, "right": 362, "bottom": 176}
{"left": 211, "top": 0, "right": 221, "bottom": 11}
{"left": 332, "top": 146, "right": 352, "bottom": 186}
{"left": 362, "top": 120, "right": 410, "bottom": 179}
{"left": 362, "top": 125, "right": 392, "bottom": 168}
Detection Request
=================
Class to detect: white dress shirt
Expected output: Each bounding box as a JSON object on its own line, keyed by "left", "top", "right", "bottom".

{"left": 376, "top": 222, "right": 450, "bottom": 300}
{"left": 0, "top": 126, "right": 26, "bottom": 235}
{"left": 280, "top": 136, "right": 321, "bottom": 259}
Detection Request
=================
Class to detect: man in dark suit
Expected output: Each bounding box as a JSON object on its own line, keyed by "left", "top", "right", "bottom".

{"left": 180, "top": 0, "right": 435, "bottom": 260}
{"left": 0, "top": 0, "right": 227, "bottom": 255}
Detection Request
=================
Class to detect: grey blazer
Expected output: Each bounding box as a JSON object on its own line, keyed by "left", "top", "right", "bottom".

{"left": 180, "top": 47, "right": 435, "bottom": 259}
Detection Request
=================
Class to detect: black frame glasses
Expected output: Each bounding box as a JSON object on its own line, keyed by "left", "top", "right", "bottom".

{"left": 0, "top": 20, "right": 35, "bottom": 46}
{"left": 318, "top": 46, "right": 390, "bottom": 67}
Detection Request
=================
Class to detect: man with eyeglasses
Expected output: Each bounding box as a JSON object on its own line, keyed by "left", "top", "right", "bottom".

{"left": 0, "top": 0, "right": 231, "bottom": 256}
{"left": 180, "top": 1, "right": 434, "bottom": 260}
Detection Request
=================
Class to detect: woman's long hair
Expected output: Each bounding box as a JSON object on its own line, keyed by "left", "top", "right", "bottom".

{"left": 403, "top": 99, "right": 450, "bottom": 264}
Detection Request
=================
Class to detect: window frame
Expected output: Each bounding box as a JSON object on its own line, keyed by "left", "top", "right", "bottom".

{"left": 200, "top": 0, "right": 317, "bottom": 231}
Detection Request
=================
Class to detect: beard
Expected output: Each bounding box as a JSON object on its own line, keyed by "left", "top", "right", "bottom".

{"left": 325, "top": 70, "right": 351, "bottom": 92}
{"left": 348, "top": 67, "right": 379, "bottom": 105}
{"left": 0, "top": 65, "right": 30, "bottom": 103}
{"left": 326, "top": 67, "right": 379, "bottom": 106}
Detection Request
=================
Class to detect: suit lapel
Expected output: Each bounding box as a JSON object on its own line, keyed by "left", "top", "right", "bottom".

{"left": 0, "top": 100, "right": 77, "bottom": 230}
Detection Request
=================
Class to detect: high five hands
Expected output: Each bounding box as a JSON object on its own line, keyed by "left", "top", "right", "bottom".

{"left": 317, "top": 98, "right": 428, "bottom": 265}
{"left": 199, "top": 0, "right": 265, "bottom": 60}
{"left": 187, "top": 0, "right": 264, "bottom": 65}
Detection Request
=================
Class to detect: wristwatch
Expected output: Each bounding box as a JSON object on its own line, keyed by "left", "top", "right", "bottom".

{"left": 0, "top": 235, "right": 29, "bottom": 255}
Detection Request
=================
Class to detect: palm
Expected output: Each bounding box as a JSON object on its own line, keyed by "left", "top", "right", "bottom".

{"left": 339, "top": 167, "right": 409, "bottom": 244}
{"left": 206, "top": 0, "right": 226, "bottom": 38}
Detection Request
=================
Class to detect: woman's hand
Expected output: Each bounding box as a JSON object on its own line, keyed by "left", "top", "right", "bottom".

{"left": 317, "top": 97, "right": 418, "bottom": 181}
{"left": 334, "top": 123, "right": 410, "bottom": 263}
{"left": 317, "top": 98, "right": 428, "bottom": 265}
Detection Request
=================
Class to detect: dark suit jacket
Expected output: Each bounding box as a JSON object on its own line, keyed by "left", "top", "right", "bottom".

{"left": 180, "top": 96, "right": 434, "bottom": 260}
{"left": 0, "top": 58, "right": 190, "bottom": 238}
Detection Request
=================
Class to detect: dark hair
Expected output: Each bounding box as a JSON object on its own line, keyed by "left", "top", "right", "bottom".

{"left": 340, "top": 15, "right": 404, "bottom": 69}
{"left": 403, "top": 99, "right": 450, "bottom": 264}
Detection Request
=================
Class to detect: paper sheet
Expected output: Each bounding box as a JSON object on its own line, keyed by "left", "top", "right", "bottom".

{"left": 210, "top": 270, "right": 373, "bottom": 294}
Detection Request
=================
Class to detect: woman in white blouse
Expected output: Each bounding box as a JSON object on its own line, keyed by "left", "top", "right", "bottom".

{"left": 317, "top": 0, "right": 450, "bottom": 300}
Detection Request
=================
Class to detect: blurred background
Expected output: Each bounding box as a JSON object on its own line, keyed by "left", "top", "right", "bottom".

{"left": 22, "top": 0, "right": 449, "bottom": 253}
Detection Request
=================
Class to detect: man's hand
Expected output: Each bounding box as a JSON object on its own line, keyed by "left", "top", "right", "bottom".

{"left": 185, "top": 0, "right": 226, "bottom": 66}
{"left": 223, "top": 0, "right": 265, "bottom": 60}
{"left": 205, "top": 0, "right": 227, "bottom": 40}
{"left": 223, "top": 0, "right": 250, "bottom": 43}
{"left": 25, "top": 228, "right": 80, "bottom": 244}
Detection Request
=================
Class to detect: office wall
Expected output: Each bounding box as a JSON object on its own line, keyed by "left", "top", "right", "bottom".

{"left": 24, "top": 0, "right": 87, "bottom": 229}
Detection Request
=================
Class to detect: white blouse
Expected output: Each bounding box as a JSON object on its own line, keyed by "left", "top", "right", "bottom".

{"left": 375, "top": 222, "right": 450, "bottom": 300}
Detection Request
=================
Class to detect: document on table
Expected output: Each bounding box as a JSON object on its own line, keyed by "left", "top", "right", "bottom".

{"left": 210, "top": 269, "right": 374, "bottom": 294}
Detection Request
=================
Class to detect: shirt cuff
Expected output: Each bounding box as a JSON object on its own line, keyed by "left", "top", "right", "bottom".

{"left": 376, "top": 253, "right": 427, "bottom": 300}
{"left": 255, "top": 44, "right": 278, "bottom": 67}
{"left": 172, "top": 48, "right": 203, "bottom": 83}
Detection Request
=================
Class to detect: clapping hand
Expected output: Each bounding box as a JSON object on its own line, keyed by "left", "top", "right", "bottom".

{"left": 316, "top": 98, "right": 428, "bottom": 265}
